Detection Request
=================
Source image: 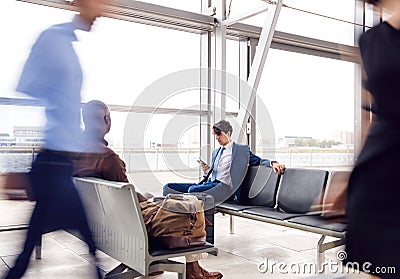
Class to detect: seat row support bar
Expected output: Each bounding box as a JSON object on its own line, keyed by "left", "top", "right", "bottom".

{"left": 104, "top": 260, "right": 186, "bottom": 279}
{"left": 105, "top": 263, "right": 141, "bottom": 279}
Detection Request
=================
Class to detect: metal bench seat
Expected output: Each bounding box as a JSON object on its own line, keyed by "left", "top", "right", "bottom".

{"left": 216, "top": 166, "right": 348, "bottom": 269}
{"left": 74, "top": 177, "right": 218, "bottom": 279}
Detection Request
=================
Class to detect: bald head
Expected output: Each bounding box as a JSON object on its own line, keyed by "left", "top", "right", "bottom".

{"left": 82, "top": 100, "right": 111, "bottom": 138}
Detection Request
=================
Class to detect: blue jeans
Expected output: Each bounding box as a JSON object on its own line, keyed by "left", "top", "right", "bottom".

{"left": 163, "top": 181, "right": 220, "bottom": 196}
{"left": 163, "top": 180, "right": 235, "bottom": 205}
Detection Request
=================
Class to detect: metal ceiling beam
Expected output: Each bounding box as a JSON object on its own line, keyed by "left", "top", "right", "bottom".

{"left": 16, "top": 0, "right": 358, "bottom": 63}
{"left": 227, "top": 23, "right": 360, "bottom": 64}
{"left": 16, "top": 0, "right": 216, "bottom": 33}
{"left": 0, "top": 97, "right": 239, "bottom": 116}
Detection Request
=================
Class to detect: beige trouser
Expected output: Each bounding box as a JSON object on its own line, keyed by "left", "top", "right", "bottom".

{"left": 185, "top": 252, "right": 208, "bottom": 263}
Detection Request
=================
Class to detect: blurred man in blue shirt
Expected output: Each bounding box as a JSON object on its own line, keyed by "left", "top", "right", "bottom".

{"left": 5, "top": 1, "right": 105, "bottom": 278}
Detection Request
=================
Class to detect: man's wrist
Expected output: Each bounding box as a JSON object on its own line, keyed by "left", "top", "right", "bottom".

{"left": 270, "top": 160, "right": 278, "bottom": 167}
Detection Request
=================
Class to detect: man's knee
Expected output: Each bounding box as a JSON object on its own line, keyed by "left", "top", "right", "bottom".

{"left": 162, "top": 184, "right": 170, "bottom": 196}
{"left": 188, "top": 184, "right": 206, "bottom": 193}
{"left": 187, "top": 186, "right": 196, "bottom": 193}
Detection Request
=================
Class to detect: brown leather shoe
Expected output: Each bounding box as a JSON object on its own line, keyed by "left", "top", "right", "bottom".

{"left": 186, "top": 266, "right": 223, "bottom": 279}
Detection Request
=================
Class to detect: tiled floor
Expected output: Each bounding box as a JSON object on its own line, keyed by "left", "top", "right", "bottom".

{"left": 0, "top": 200, "right": 370, "bottom": 279}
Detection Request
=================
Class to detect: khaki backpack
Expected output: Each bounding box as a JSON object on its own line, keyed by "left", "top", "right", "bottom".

{"left": 140, "top": 194, "right": 206, "bottom": 249}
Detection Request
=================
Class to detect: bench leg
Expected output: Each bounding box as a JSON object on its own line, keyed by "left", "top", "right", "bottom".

{"left": 317, "top": 236, "right": 325, "bottom": 273}
{"left": 317, "top": 235, "right": 346, "bottom": 273}
{"left": 317, "top": 235, "right": 326, "bottom": 272}
{"left": 230, "top": 215, "right": 234, "bottom": 234}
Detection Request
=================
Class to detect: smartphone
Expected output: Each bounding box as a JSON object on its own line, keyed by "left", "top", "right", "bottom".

{"left": 197, "top": 158, "right": 207, "bottom": 165}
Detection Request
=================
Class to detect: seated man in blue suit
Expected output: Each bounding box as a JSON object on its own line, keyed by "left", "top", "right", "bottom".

{"left": 163, "top": 120, "right": 285, "bottom": 204}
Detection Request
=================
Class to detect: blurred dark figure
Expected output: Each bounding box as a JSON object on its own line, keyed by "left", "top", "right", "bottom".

{"left": 345, "top": 0, "right": 400, "bottom": 278}
{"left": 4, "top": 1, "right": 105, "bottom": 278}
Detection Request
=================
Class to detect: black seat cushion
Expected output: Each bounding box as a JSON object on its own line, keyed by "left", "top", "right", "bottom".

{"left": 149, "top": 242, "right": 215, "bottom": 257}
{"left": 217, "top": 201, "right": 263, "bottom": 212}
{"left": 239, "top": 166, "right": 279, "bottom": 207}
{"left": 287, "top": 215, "right": 347, "bottom": 232}
{"left": 277, "top": 168, "right": 328, "bottom": 213}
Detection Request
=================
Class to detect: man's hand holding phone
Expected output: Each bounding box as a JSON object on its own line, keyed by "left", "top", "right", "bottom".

{"left": 197, "top": 158, "right": 210, "bottom": 174}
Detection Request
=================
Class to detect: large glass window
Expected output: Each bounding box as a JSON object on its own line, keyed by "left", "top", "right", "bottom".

{"left": 0, "top": 0, "right": 361, "bottom": 187}
{"left": 0, "top": 1, "right": 202, "bottom": 181}
{"left": 225, "top": 39, "right": 241, "bottom": 113}
{"left": 0, "top": 2, "right": 200, "bottom": 104}
{"left": 256, "top": 49, "right": 355, "bottom": 170}
{"left": 78, "top": 17, "right": 201, "bottom": 106}
{"left": 0, "top": 1, "right": 73, "bottom": 99}
{"left": 123, "top": 113, "right": 201, "bottom": 194}
{"left": 0, "top": 105, "right": 45, "bottom": 172}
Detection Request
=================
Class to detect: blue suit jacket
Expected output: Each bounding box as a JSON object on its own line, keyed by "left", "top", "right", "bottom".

{"left": 210, "top": 142, "right": 272, "bottom": 202}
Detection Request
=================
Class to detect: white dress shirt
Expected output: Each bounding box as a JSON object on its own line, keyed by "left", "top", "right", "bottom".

{"left": 215, "top": 141, "right": 234, "bottom": 186}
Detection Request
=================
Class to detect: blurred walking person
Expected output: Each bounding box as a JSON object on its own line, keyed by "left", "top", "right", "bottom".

{"left": 3, "top": 0, "right": 105, "bottom": 278}
{"left": 345, "top": 1, "right": 400, "bottom": 278}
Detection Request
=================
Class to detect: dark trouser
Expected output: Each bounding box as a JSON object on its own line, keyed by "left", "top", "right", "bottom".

{"left": 5, "top": 151, "right": 100, "bottom": 279}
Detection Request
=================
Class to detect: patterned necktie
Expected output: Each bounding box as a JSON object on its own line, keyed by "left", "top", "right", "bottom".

{"left": 211, "top": 147, "right": 225, "bottom": 181}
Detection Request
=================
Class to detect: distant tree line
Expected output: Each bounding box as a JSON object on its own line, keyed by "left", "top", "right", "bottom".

{"left": 293, "top": 138, "right": 342, "bottom": 148}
